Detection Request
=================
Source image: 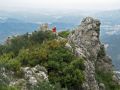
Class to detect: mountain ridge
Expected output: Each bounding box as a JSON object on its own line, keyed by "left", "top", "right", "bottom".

{"left": 0, "top": 17, "right": 119, "bottom": 90}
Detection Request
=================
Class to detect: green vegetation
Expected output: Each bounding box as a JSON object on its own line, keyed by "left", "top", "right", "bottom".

{"left": 58, "top": 30, "right": 70, "bottom": 38}
{"left": 95, "top": 69, "right": 120, "bottom": 90}
{"left": 96, "top": 46, "right": 120, "bottom": 90}
{"left": 0, "top": 85, "right": 18, "bottom": 90}
{"left": 0, "top": 30, "right": 85, "bottom": 90}
{"left": 0, "top": 64, "right": 19, "bottom": 90}
{"left": 0, "top": 30, "right": 55, "bottom": 56}
{"left": 34, "top": 81, "right": 67, "bottom": 90}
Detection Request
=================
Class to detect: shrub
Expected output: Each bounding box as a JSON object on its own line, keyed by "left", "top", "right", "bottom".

{"left": 45, "top": 42, "right": 85, "bottom": 89}
{"left": 95, "top": 67, "right": 120, "bottom": 90}
{"left": 0, "top": 85, "right": 18, "bottom": 90}
{"left": 58, "top": 31, "right": 70, "bottom": 38}
{"left": 0, "top": 30, "right": 85, "bottom": 90}
{"left": 0, "top": 30, "right": 55, "bottom": 56}
{"left": 61, "top": 59, "right": 85, "bottom": 89}
{"left": 29, "top": 30, "right": 55, "bottom": 44}
{"left": 7, "top": 59, "right": 21, "bottom": 71}
{"left": 34, "top": 81, "right": 67, "bottom": 90}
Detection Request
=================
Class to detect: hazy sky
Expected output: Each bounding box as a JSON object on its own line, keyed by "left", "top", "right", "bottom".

{"left": 0, "top": 0, "right": 120, "bottom": 12}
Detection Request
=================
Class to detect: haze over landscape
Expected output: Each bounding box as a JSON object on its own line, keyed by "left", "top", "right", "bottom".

{"left": 1, "top": 0, "right": 120, "bottom": 90}
{"left": 0, "top": 0, "right": 120, "bottom": 70}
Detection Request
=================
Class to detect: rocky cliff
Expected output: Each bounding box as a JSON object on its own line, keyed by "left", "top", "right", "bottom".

{"left": 67, "top": 17, "right": 119, "bottom": 90}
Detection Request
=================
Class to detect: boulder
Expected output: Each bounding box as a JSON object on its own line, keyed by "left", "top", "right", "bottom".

{"left": 21, "top": 65, "right": 48, "bottom": 85}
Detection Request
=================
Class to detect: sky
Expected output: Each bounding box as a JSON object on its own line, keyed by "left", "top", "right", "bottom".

{"left": 0, "top": 0, "right": 120, "bottom": 12}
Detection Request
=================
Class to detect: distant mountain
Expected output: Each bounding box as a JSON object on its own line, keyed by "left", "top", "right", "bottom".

{"left": 50, "top": 22, "right": 76, "bottom": 30}
{"left": 0, "top": 17, "right": 39, "bottom": 43}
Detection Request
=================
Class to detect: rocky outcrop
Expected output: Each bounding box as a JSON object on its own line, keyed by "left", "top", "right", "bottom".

{"left": 21, "top": 65, "right": 48, "bottom": 85}
{"left": 0, "top": 17, "right": 119, "bottom": 90}
{"left": 0, "top": 65, "right": 48, "bottom": 90}
{"left": 68, "top": 17, "right": 118, "bottom": 90}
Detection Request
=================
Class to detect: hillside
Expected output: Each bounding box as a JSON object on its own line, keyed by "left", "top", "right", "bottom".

{"left": 1, "top": 10, "right": 120, "bottom": 71}
{"left": 0, "top": 17, "right": 120, "bottom": 90}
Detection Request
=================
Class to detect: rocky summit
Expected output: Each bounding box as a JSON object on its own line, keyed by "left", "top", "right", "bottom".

{"left": 0, "top": 17, "right": 119, "bottom": 90}
{"left": 68, "top": 17, "right": 119, "bottom": 90}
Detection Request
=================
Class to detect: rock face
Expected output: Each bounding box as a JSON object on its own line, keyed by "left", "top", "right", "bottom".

{"left": 68, "top": 17, "right": 118, "bottom": 90}
{"left": 21, "top": 65, "right": 48, "bottom": 85}
{"left": 0, "top": 65, "right": 48, "bottom": 90}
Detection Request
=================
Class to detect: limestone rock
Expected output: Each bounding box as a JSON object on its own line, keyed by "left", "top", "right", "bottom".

{"left": 0, "top": 65, "right": 48, "bottom": 90}
{"left": 68, "top": 17, "right": 118, "bottom": 90}
{"left": 21, "top": 65, "right": 48, "bottom": 85}
{"left": 99, "top": 83, "right": 105, "bottom": 90}
{"left": 9, "top": 79, "right": 27, "bottom": 90}
{"left": 65, "top": 43, "right": 72, "bottom": 50}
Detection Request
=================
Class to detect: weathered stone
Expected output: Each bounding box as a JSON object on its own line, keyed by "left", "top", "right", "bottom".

{"left": 65, "top": 43, "right": 72, "bottom": 50}
{"left": 9, "top": 79, "right": 27, "bottom": 90}
{"left": 0, "top": 65, "right": 48, "bottom": 90}
{"left": 68, "top": 17, "right": 118, "bottom": 90}
{"left": 99, "top": 83, "right": 105, "bottom": 90}
{"left": 21, "top": 65, "right": 48, "bottom": 85}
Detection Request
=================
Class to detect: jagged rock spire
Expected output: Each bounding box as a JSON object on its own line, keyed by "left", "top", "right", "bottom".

{"left": 68, "top": 17, "right": 116, "bottom": 90}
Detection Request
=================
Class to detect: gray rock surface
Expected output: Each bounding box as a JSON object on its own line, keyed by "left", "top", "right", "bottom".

{"left": 68, "top": 17, "right": 118, "bottom": 90}
{"left": 21, "top": 65, "right": 48, "bottom": 85}
{"left": 0, "top": 65, "right": 48, "bottom": 90}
